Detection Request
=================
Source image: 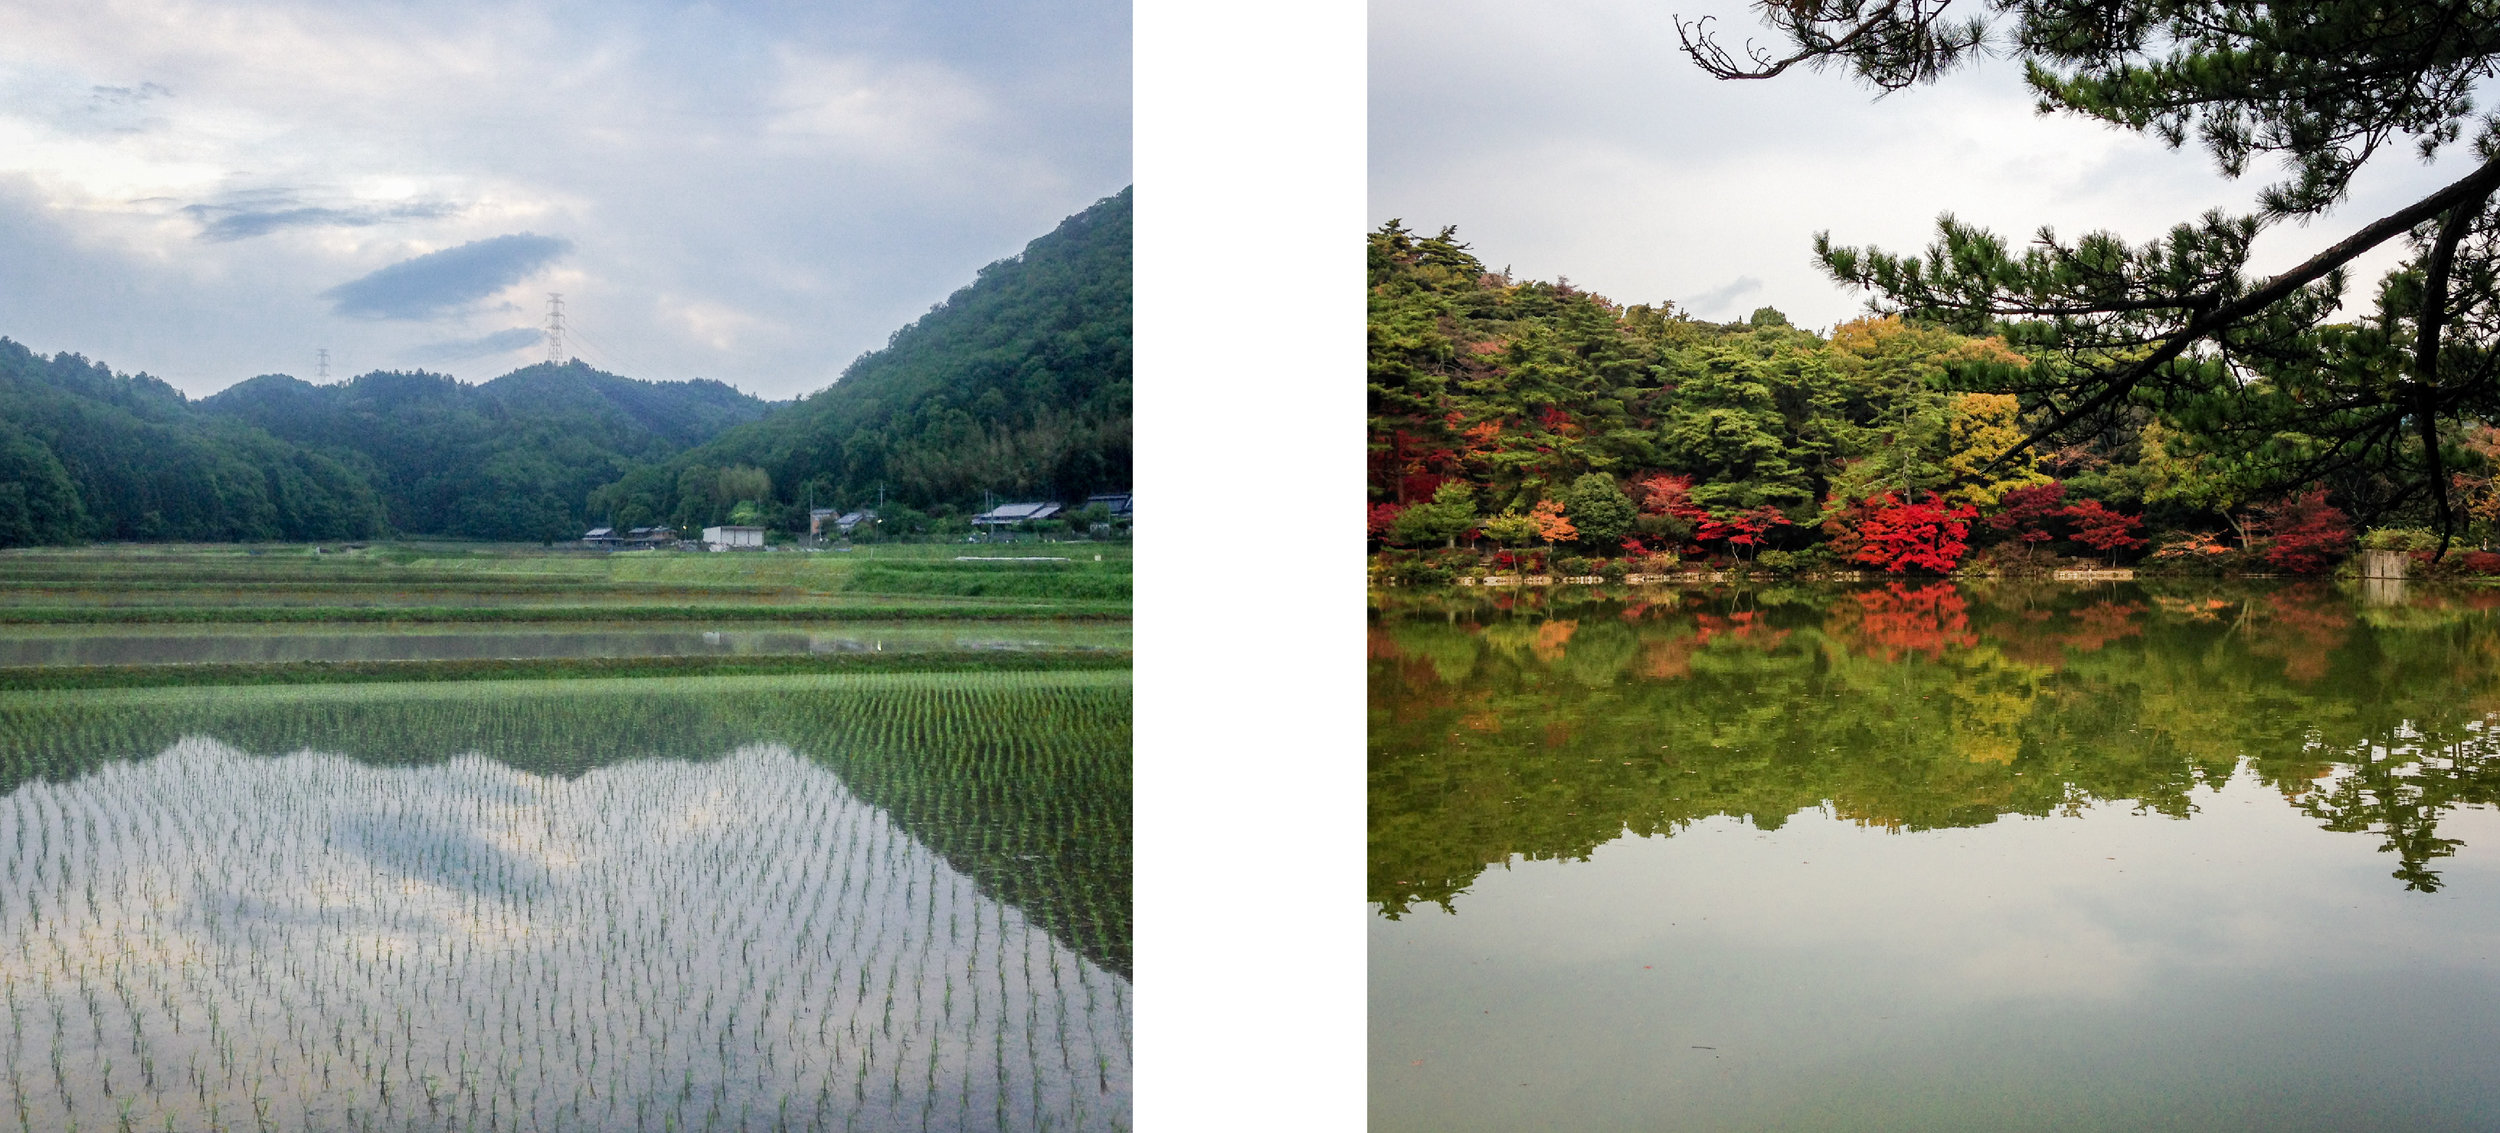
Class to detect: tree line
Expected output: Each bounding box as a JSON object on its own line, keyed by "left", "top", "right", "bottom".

{"left": 1367, "top": 222, "right": 2500, "bottom": 579}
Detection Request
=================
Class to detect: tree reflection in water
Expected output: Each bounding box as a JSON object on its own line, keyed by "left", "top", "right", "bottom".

{"left": 1370, "top": 580, "right": 2500, "bottom": 912}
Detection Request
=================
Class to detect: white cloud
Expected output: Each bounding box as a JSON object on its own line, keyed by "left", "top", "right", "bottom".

{"left": 0, "top": 0, "right": 1129, "bottom": 397}
{"left": 766, "top": 50, "right": 993, "bottom": 163}
{"left": 663, "top": 297, "right": 772, "bottom": 354}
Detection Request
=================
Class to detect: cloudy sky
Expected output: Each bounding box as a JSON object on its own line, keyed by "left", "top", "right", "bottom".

{"left": 0, "top": 0, "right": 1129, "bottom": 399}
{"left": 1371, "top": 0, "right": 2478, "bottom": 331}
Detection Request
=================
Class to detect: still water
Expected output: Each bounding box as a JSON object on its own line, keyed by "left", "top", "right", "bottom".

{"left": 0, "top": 620, "right": 1127, "bottom": 666}
{"left": 0, "top": 672, "right": 1131, "bottom": 1132}
{"left": 1371, "top": 581, "right": 2500, "bottom": 1131}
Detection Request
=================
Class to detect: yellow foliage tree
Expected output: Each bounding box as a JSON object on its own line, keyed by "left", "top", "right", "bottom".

{"left": 1941, "top": 392, "right": 2050, "bottom": 510}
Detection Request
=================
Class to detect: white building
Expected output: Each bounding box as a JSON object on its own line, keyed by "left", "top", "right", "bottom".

{"left": 700, "top": 525, "right": 766, "bottom": 551}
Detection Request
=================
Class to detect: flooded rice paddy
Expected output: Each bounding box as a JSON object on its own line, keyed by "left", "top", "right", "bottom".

{"left": 0, "top": 671, "right": 1130, "bottom": 1132}
{"left": 1371, "top": 581, "right": 2500, "bottom": 1131}
{"left": 0, "top": 621, "right": 1128, "bottom": 667}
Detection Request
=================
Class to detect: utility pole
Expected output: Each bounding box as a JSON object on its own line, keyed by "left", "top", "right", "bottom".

{"left": 545, "top": 294, "right": 567, "bottom": 365}
{"left": 315, "top": 349, "right": 329, "bottom": 380}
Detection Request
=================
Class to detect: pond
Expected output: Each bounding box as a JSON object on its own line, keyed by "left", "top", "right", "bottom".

{"left": 1371, "top": 580, "right": 2500, "bottom": 1131}
{"left": 0, "top": 671, "right": 1130, "bottom": 1132}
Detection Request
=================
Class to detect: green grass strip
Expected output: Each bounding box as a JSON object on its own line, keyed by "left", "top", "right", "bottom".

{"left": 0, "top": 665, "right": 1131, "bottom": 709}
{"left": 0, "top": 602, "right": 1131, "bottom": 624}
{"left": 0, "top": 650, "right": 1133, "bottom": 691}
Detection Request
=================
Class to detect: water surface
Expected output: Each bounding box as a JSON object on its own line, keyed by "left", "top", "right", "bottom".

{"left": 0, "top": 672, "right": 1131, "bottom": 1132}
{"left": 0, "top": 620, "right": 1127, "bottom": 666}
{"left": 1371, "top": 581, "right": 2500, "bottom": 1130}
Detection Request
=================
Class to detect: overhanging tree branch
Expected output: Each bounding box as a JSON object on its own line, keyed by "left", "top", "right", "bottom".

{"left": 1989, "top": 153, "right": 2500, "bottom": 468}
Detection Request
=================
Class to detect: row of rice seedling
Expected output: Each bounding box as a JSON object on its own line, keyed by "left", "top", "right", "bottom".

{"left": 0, "top": 673, "right": 1134, "bottom": 976}
{"left": 0, "top": 733, "right": 1130, "bottom": 1131}
{"left": 0, "top": 673, "right": 1132, "bottom": 976}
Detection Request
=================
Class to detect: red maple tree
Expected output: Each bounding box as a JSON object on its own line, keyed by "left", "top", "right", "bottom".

{"left": 1633, "top": 473, "right": 1712, "bottom": 522}
{"left": 1697, "top": 505, "right": 1792, "bottom": 558}
{"left": 1845, "top": 493, "right": 1978, "bottom": 573}
{"left": 2060, "top": 499, "right": 2147, "bottom": 564}
{"left": 1988, "top": 481, "right": 2066, "bottom": 544}
{"left": 2258, "top": 488, "right": 2355, "bottom": 574}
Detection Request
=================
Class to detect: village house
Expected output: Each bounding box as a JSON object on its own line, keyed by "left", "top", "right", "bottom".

{"left": 700, "top": 524, "right": 766, "bottom": 551}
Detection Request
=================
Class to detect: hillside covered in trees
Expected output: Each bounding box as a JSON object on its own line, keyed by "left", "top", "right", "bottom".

{"left": 1368, "top": 222, "right": 2500, "bottom": 580}
{"left": 588, "top": 187, "right": 1133, "bottom": 536}
{"left": 0, "top": 188, "right": 1133, "bottom": 548}
{"left": 202, "top": 362, "right": 774, "bottom": 541}
{"left": 0, "top": 339, "right": 387, "bottom": 544}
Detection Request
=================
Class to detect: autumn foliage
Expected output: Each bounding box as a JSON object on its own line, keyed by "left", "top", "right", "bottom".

{"left": 2151, "top": 531, "right": 2231, "bottom": 559}
{"left": 1840, "top": 492, "right": 1978, "bottom": 573}
{"left": 2060, "top": 499, "right": 2147, "bottom": 563}
{"left": 1697, "top": 506, "right": 1792, "bottom": 557}
{"left": 1633, "top": 474, "right": 1711, "bottom": 523}
{"left": 1988, "top": 481, "right": 2066, "bottom": 544}
{"left": 2258, "top": 489, "right": 2355, "bottom": 574}
{"left": 1530, "top": 499, "right": 1576, "bottom": 543}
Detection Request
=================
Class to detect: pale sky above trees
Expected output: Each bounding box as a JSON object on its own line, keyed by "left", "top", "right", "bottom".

{"left": 1369, "top": 0, "right": 2473, "bottom": 330}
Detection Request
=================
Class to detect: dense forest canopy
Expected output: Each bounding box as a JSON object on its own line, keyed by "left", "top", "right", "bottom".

{"left": 1680, "top": 0, "right": 2500, "bottom": 551}
{"left": 0, "top": 339, "right": 386, "bottom": 544}
{"left": 0, "top": 187, "right": 1132, "bottom": 548}
{"left": 202, "top": 362, "right": 774, "bottom": 542}
{"left": 1367, "top": 222, "right": 2500, "bottom": 577}
{"left": 589, "top": 187, "right": 1133, "bottom": 536}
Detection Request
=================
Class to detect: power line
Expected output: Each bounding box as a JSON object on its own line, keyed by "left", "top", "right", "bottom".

{"left": 565, "top": 321, "right": 659, "bottom": 380}
{"left": 533, "top": 291, "right": 672, "bottom": 382}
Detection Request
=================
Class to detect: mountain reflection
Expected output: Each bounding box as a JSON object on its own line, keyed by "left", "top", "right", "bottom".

{"left": 1370, "top": 581, "right": 2500, "bottom": 912}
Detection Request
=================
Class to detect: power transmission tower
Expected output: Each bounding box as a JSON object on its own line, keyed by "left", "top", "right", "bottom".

{"left": 545, "top": 294, "right": 567, "bottom": 364}
{"left": 315, "top": 349, "right": 329, "bottom": 380}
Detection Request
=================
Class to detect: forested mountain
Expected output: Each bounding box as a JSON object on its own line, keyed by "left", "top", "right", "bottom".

{"left": 589, "top": 187, "right": 1133, "bottom": 533}
{"left": 0, "top": 339, "right": 386, "bottom": 545}
{"left": 203, "top": 362, "right": 773, "bottom": 541}
{"left": 0, "top": 188, "right": 1131, "bottom": 548}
